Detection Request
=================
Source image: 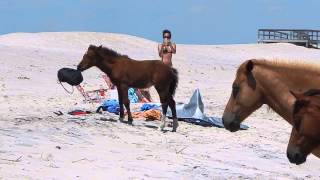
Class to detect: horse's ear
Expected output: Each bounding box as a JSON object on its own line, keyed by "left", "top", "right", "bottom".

{"left": 246, "top": 60, "right": 254, "bottom": 72}
{"left": 290, "top": 91, "right": 299, "bottom": 98}
{"left": 89, "top": 44, "right": 96, "bottom": 49}
{"left": 245, "top": 60, "right": 256, "bottom": 90}
{"left": 94, "top": 45, "right": 104, "bottom": 60}
{"left": 293, "top": 99, "right": 310, "bottom": 114}
{"left": 290, "top": 91, "right": 306, "bottom": 100}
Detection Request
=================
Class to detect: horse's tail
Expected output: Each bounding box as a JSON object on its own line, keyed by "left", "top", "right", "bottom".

{"left": 169, "top": 68, "right": 179, "bottom": 97}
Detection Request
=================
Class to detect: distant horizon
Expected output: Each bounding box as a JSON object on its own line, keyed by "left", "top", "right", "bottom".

{"left": 1, "top": 0, "right": 320, "bottom": 45}
{"left": 0, "top": 30, "right": 262, "bottom": 45}
{"left": 2, "top": 29, "right": 320, "bottom": 46}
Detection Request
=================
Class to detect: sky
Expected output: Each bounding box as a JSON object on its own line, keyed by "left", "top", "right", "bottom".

{"left": 0, "top": 0, "right": 320, "bottom": 44}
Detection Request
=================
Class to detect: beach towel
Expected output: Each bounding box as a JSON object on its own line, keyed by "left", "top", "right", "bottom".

{"left": 144, "top": 109, "right": 161, "bottom": 120}
{"left": 166, "top": 89, "right": 248, "bottom": 130}
{"left": 68, "top": 110, "right": 91, "bottom": 115}
{"left": 132, "top": 109, "right": 161, "bottom": 120}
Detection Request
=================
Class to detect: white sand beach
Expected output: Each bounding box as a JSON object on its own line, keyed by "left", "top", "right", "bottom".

{"left": 1, "top": 32, "right": 320, "bottom": 179}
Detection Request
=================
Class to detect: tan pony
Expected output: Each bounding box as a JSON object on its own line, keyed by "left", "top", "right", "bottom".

{"left": 222, "top": 59, "right": 320, "bottom": 159}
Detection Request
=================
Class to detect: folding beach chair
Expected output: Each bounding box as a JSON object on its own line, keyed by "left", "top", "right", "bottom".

{"left": 76, "top": 74, "right": 152, "bottom": 103}
{"left": 76, "top": 74, "right": 112, "bottom": 103}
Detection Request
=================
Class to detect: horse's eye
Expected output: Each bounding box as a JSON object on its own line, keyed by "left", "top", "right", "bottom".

{"left": 232, "top": 84, "right": 240, "bottom": 98}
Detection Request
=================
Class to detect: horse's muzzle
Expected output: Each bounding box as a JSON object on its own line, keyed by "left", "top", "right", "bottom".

{"left": 287, "top": 146, "right": 306, "bottom": 165}
{"left": 222, "top": 113, "right": 240, "bottom": 132}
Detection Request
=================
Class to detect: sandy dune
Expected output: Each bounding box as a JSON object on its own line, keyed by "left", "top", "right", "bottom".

{"left": 1, "top": 32, "right": 320, "bottom": 179}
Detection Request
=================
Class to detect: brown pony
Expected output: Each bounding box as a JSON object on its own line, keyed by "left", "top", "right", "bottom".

{"left": 222, "top": 59, "right": 320, "bottom": 158}
{"left": 77, "top": 45, "right": 179, "bottom": 132}
{"left": 287, "top": 91, "right": 320, "bottom": 165}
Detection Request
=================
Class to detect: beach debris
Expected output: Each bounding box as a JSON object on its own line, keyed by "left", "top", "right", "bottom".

{"left": 0, "top": 155, "right": 22, "bottom": 163}
{"left": 48, "top": 163, "right": 59, "bottom": 168}
{"left": 17, "top": 76, "right": 30, "bottom": 80}
{"left": 175, "top": 146, "right": 188, "bottom": 154}
{"left": 53, "top": 111, "right": 63, "bottom": 116}
{"left": 41, "top": 153, "right": 53, "bottom": 162}
{"left": 72, "top": 158, "right": 94, "bottom": 163}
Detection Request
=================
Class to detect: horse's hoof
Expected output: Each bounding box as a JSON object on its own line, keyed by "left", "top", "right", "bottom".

{"left": 118, "top": 117, "right": 124, "bottom": 123}
{"left": 172, "top": 120, "right": 179, "bottom": 132}
{"left": 128, "top": 120, "right": 133, "bottom": 125}
{"left": 159, "top": 122, "right": 166, "bottom": 131}
{"left": 172, "top": 126, "right": 178, "bottom": 132}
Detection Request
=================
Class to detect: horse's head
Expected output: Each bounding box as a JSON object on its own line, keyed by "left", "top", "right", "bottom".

{"left": 77, "top": 45, "right": 102, "bottom": 71}
{"left": 287, "top": 91, "right": 320, "bottom": 165}
{"left": 223, "top": 60, "right": 264, "bottom": 132}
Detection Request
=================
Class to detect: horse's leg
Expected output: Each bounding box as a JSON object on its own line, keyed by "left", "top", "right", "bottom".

{"left": 155, "top": 86, "right": 169, "bottom": 131}
{"left": 168, "top": 96, "right": 178, "bottom": 132}
{"left": 117, "top": 87, "right": 125, "bottom": 121}
{"left": 159, "top": 100, "right": 169, "bottom": 131}
{"left": 121, "top": 86, "right": 133, "bottom": 124}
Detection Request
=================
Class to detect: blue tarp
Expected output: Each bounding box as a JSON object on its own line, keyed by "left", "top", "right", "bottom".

{"left": 140, "top": 104, "right": 161, "bottom": 111}
{"left": 128, "top": 88, "right": 139, "bottom": 103}
{"left": 166, "top": 89, "right": 248, "bottom": 129}
{"left": 96, "top": 99, "right": 120, "bottom": 114}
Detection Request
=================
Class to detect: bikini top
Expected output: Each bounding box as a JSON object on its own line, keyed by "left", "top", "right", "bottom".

{"left": 162, "top": 43, "right": 173, "bottom": 54}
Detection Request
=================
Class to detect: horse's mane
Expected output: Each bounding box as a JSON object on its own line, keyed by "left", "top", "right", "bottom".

{"left": 95, "top": 45, "right": 129, "bottom": 58}
{"left": 254, "top": 59, "right": 320, "bottom": 73}
{"left": 237, "top": 59, "right": 320, "bottom": 76}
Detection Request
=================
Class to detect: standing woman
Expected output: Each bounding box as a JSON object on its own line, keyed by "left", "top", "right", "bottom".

{"left": 158, "top": 29, "right": 176, "bottom": 67}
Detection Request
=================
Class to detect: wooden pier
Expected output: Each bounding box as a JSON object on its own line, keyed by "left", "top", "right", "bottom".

{"left": 258, "top": 29, "right": 320, "bottom": 48}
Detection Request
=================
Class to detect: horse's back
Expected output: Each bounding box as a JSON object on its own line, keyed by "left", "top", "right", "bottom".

{"left": 125, "top": 58, "right": 171, "bottom": 72}
{"left": 113, "top": 58, "right": 171, "bottom": 85}
{"left": 130, "top": 59, "right": 164, "bottom": 66}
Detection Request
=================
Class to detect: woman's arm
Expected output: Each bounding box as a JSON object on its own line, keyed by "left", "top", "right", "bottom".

{"left": 170, "top": 43, "right": 176, "bottom": 54}
{"left": 158, "top": 44, "right": 163, "bottom": 57}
